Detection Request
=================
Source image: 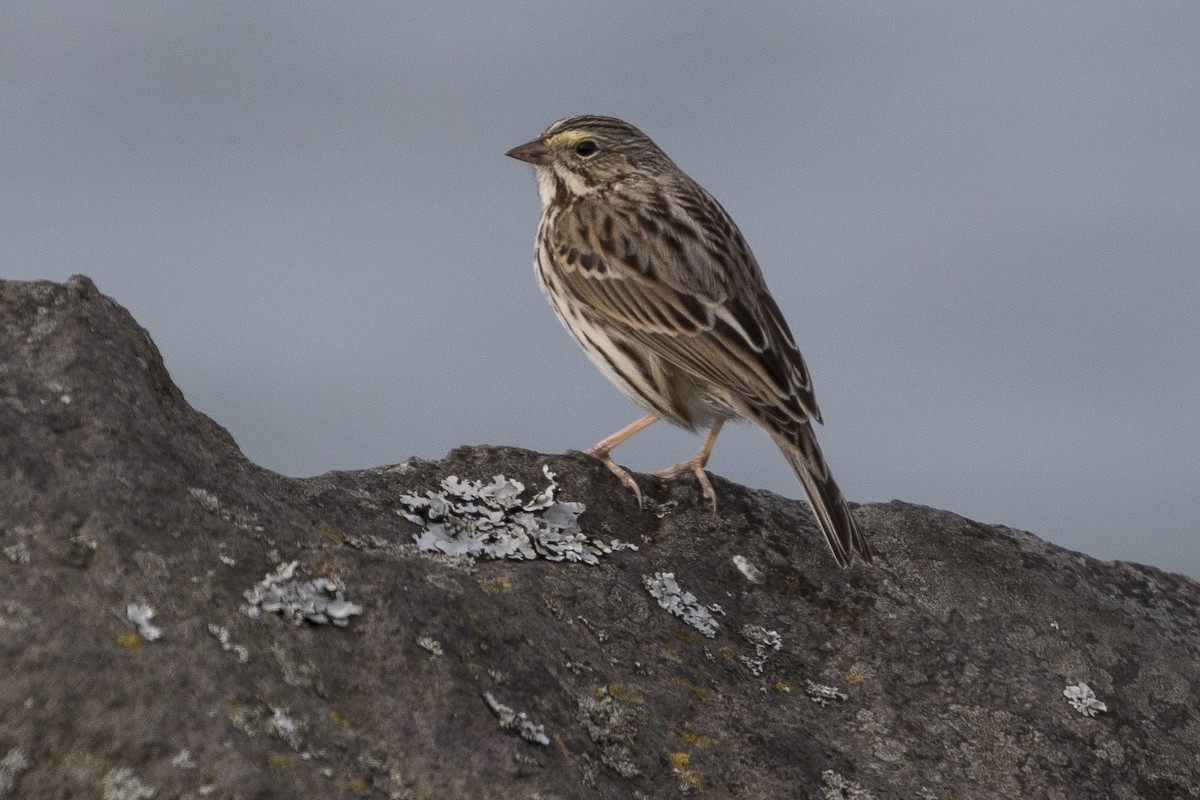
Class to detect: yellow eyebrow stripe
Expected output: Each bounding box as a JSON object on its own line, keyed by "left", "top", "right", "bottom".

{"left": 547, "top": 130, "right": 591, "bottom": 147}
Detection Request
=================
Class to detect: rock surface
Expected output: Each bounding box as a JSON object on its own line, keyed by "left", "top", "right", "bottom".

{"left": 1, "top": 275, "right": 1198, "bottom": 799}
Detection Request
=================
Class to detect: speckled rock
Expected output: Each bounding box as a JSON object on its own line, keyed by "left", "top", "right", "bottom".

{"left": 1, "top": 275, "right": 1197, "bottom": 799}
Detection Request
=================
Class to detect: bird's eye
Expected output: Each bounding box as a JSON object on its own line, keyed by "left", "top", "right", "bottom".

{"left": 574, "top": 139, "right": 599, "bottom": 157}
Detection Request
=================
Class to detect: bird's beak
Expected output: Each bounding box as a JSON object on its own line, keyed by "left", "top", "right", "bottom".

{"left": 506, "top": 139, "right": 551, "bottom": 166}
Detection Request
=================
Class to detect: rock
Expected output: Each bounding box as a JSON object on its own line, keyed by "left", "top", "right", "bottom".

{"left": 1, "top": 275, "right": 1197, "bottom": 799}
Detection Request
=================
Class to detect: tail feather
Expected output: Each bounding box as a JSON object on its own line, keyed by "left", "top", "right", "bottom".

{"left": 765, "top": 421, "right": 872, "bottom": 568}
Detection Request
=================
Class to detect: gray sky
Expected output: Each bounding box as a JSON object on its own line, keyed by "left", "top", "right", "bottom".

{"left": 4, "top": 3, "right": 1197, "bottom": 577}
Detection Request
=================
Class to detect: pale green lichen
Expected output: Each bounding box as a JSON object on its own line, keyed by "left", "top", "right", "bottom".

{"left": 806, "top": 679, "right": 849, "bottom": 706}
{"left": 643, "top": 572, "right": 720, "bottom": 638}
{"left": 0, "top": 748, "right": 31, "bottom": 798}
{"left": 126, "top": 602, "right": 162, "bottom": 642}
{"left": 483, "top": 692, "right": 549, "bottom": 746}
{"left": 240, "top": 561, "right": 362, "bottom": 626}
{"left": 400, "top": 466, "right": 635, "bottom": 563}
{"left": 739, "top": 624, "right": 782, "bottom": 675}
{"left": 101, "top": 767, "right": 155, "bottom": 800}
{"left": 1063, "top": 682, "right": 1107, "bottom": 717}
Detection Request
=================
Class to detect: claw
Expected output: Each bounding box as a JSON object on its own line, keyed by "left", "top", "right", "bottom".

{"left": 588, "top": 447, "right": 644, "bottom": 509}
{"left": 656, "top": 458, "right": 718, "bottom": 514}
{"left": 584, "top": 416, "right": 727, "bottom": 514}
{"left": 585, "top": 414, "right": 658, "bottom": 510}
{"left": 654, "top": 420, "right": 725, "bottom": 515}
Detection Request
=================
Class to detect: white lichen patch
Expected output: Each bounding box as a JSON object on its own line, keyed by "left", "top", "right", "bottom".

{"left": 270, "top": 707, "right": 303, "bottom": 750}
{"left": 806, "top": 679, "right": 849, "bottom": 707}
{"left": 417, "top": 636, "right": 444, "bottom": 657}
{"left": 732, "top": 554, "right": 765, "bottom": 584}
{"left": 0, "top": 748, "right": 31, "bottom": 796}
{"left": 483, "top": 691, "right": 550, "bottom": 746}
{"left": 643, "top": 572, "right": 719, "bottom": 638}
{"left": 2, "top": 541, "right": 30, "bottom": 564}
{"left": 101, "top": 767, "right": 156, "bottom": 800}
{"left": 399, "top": 466, "right": 635, "bottom": 563}
{"left": 820, "top": 769, "right": 876, "bottom": 799}
{"left": 739, "top": 624, "right": 782, "bottom": 675}
{"left": 126, "top": 602, "right": 163, "bottom": 642}
{"left": 208, "top": 623, "right": 250, "bottom": 662}
{"left": 188, "top": 486, "right": 221, "bottom": 514}
{"left": 1064, "top": 682, "right": 1108, "bottom": 717}
{"left": 188, "top": 486, "right": 264, "bottom": 531}
{"left": 240, "top": 561, "right": 363, "bottom": 626}
{"left": 0, "top": 601, "right": 34, "bottom": 634}
{"left": 576, "top": 689, "right": 641, "bottom": 778}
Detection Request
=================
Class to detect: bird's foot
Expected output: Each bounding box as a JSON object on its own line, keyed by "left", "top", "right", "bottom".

{"left": 655, "top": 457, "right": 718, "bottom": 515}
{"left": 586, "top": 446, "right": 644, "bottom": 510}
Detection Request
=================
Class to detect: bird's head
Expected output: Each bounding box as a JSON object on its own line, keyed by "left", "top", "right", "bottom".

{"left": 506, "top": 115, "right": 673, "bottom": 206}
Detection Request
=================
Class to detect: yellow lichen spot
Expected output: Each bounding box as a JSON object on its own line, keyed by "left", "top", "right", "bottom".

{"left": 268, "top": 752, "right": 294, "bottom": 773}
{"left": 117, "top": 633, "right": 140, "bottom": 649}
{"left": 348, "top": 776, "right": 367, "bottom": 793}
{"left": 671, "top": 678, "right": 708, "bottom": 705}
{"left": 328, "top": 709, "right": 351, "bottom": 729}
{"left": 609, "top": 686, "right": 648, "bottom": 705}
{"left": 844, "top": 672, "right": 864, "bottom": 684}
{"left": 672, "top": 729, "right": 718, "bottom": 748}
{"left": 477, "top": 575, "right": 511, "bottom": 595}
{"left": 774, "top": 680, "right": 792, "bottom": 694}
{"left": 718, "top": 646, "right": 737, "bottom": 663}
{"left": 658, "top": 643, "right": 680, "bottom": 661}
{"left": 668, "top": 748, "right": 704, "bottom": 790}
{"left": 317, "top": 525, "right": 343, "bottom": 545}
{"left": 601, "top": 648, "right": 615, "bottom": 664}
{"left": 677, "top": 770, "right": 704, "bottom": 792}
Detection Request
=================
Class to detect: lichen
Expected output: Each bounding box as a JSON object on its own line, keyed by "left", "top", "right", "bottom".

{"left": 739, "top": 624, "right": 782, "bottom": 675}
{"left": 577, "top": 689, "right": 642, "bottom": 778}
{"left": 820, "top": 769, "right": 876, "bottom": 799}
{"left": 806, "top": 679, "right": 849, "bottom": 707}
{"left": 188, "top": 486, "right": 263, "bottom": 531}
{"left": 101, "top": 767, "right": 155, "bottom": 800}
{"left": 1063, "top": 682, "right": 1107, "bottom": 717}
{"left": 732, "top": 554, "right": 765, "bottom": 583}
{"left": 208, "top": 623, "right": 250, "bottom": 662}
{"left": 642, "top": 572, "right": 719, "bottom": 637}
{"left": 416, "top": 636, "right": 444, "bottom": 657}
{"left": 482, "top": 692, "right": 549, "bottom": 746}
{"left": 240, "top": 561, "right": 363, "bottom": 626}
{"left": 125, "top": 602, "right": 162, "bottom": 642}
{"left": 0, "top": 749, "right": 31, "bottom": 798}
{"left": 2, "top": 541, "right": 30, "bottom": 564}
{"left": 399, "top": 466, "right": 636, "bottom": 563}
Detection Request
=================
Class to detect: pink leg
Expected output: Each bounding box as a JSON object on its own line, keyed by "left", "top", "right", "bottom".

{"left": 586, "top": 414, "right": 658, "bottom": 508}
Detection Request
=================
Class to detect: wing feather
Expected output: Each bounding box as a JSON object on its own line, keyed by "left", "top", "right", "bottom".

{"left": 548, "top": 189, "right": 822, "bottom": 425}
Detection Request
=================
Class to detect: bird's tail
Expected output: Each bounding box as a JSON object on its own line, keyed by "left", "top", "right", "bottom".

{"left": 765, "top": 421, "right": 872, "bottom": 568}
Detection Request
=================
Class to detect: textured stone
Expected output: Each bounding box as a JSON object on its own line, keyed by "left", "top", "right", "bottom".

{"left": 1, "top": 276, "right": 1197, "bottom": 798}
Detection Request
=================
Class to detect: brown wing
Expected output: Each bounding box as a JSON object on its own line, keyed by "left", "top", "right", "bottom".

{"left": 547, "top": 185, "right": 822, "bottom": 426}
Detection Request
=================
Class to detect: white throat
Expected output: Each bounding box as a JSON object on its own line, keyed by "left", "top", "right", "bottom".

{"left": 534, "top": 166, "right": 557, "bottom": 208}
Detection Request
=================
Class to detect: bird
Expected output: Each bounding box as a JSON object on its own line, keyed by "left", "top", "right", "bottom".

{"left": 506, "top": 115, "right": 871, "bottom": 568}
